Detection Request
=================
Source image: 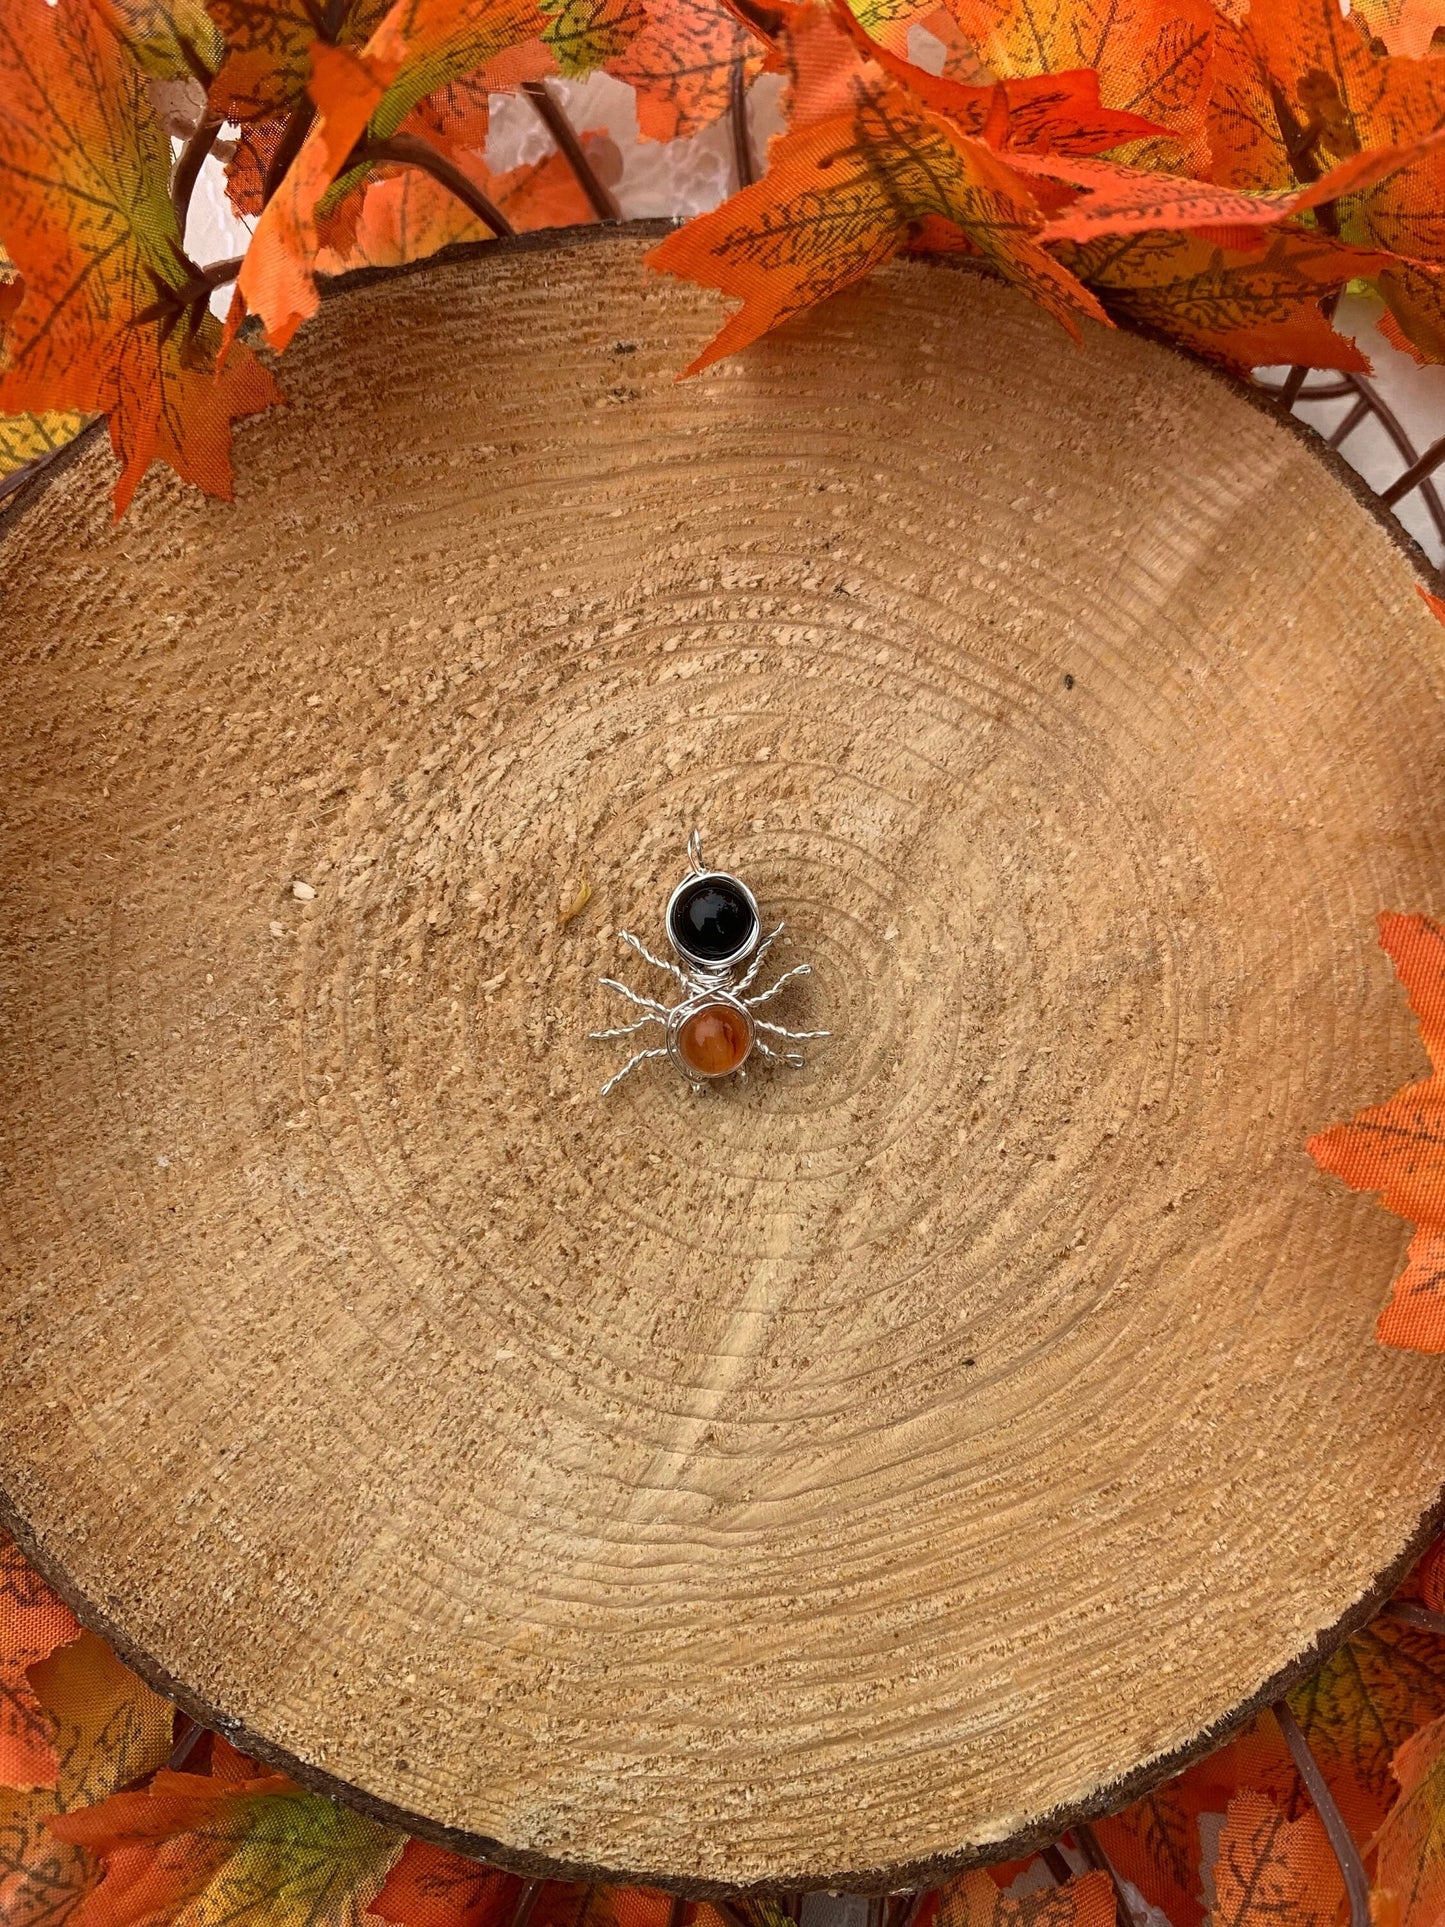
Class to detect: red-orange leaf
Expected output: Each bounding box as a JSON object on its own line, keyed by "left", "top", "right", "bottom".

{"left": 209, "top": 0, "right": 394, "bottom": 121}
{"left": 1375, "top": 1712, "right": 1445, "bottom": 1927}
{"left": 541, "top": 0, "right": 647, "bottom": 75}
{"left": 650, "top": 72, "right": 1104, "bottom": 370}
{"left": 235, "top": 0, "right": 543, "bottom": 350}
{"left": 1093, "top": 1778, "right": 1213, "bottom": 1927}
{"left": 935, "top": 1868, "right": 1115, "bottom": 1927}
{"left": 52, "top": 1759, "right": 403, "bottom": 1927}
{"left": 608, "top": 0, "right": 767, "bottom": 141}
{"left": 834, "top": 6, "right": 1170, "bottom": 154}
{"left": 0, "top": 0, "right": 281, "bottom": 514}
{"left": 315, "top": 142, "right": 595, "bottom": 272}
{"left": 1286, "top": 1615, "right": 1445, "bottom": 1843}
{"left": 1308, "top": 912, "right": 1445, "bottom": 1352}
{"left": 1, "top": 1630, "right": 173, "bottom": 1927}
{"left": 1034, "top": 125, "right": 1445, "bottom": 242}
{"left": 940, "top": 0, "right": 1214, "bottom": 170}
{"left": 1230, "top": 0, "right": 1445, "bottom": 360}
{"left": 1352, "top": 0, "right": 1445, "bottom": 61}
{"left": 1060, "top": 228, "right": 1374, "bottom": 373}
{"left": 0, "top": 1532, "right": 80, "bottom": 1793}
{"left": 371, "top": 1844, "right": 523, "bottom": 1927}
{"left": 1210, "top": 1793, "right": 1345, "bottom": 1927}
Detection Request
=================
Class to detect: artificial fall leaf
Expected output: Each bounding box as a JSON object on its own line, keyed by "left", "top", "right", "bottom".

{"left": 1375, "top": 1713, "right": 1445, "bottom": 1927}
{"left": 1308, "top": 912, "right": 1445, "bottom": 1353}
{"left": 1378, "top": 260, "right": 1445, "bottom": 362}
{"left": 370, "top": 1841, "right": 523, "bottom": 1927}
{"left": 1413, "top": 1531, "right": 1445, "bottom": 1612}
{"left": 51, "top": 1760, "right": 404, "bottom": 1927}
{"left": 236, "top": 0, "right": 543, "bottom": 350}
{"left": 607, "top": 0, "right": 767, "bottom": 141}
{"left": 0, "top": 0, "right": 282, "bottom": 514}
{"left": 0, "top": 409, "right": 92, "bottom": 481}
{"left": 1058, "top": 228, "right": 1376, "bottom": 372}
{"left": 650, "top": 66, "right": 1106, "bottom": 370}
{"left": 935, "top": 1868, "right": 1115, "bottom": 1927}
{"left": 1286, "top": 1614, "right": 1445, "bottom": 1844}
{"left": 1030, "top": 119, "right": 1445, "bottom": 243}
{"left": 1351, "top": 0, "right": 1445, "bottom": 62}
{"left": 834, "top": 7, "right": 1171, "bottom": 153}
{"left": 209, "top": 0, "right": 394, "bottom": 121}
{"left": 1209, "top": 1793, "right": 1344, "bottom": 1927}
{"left": 0, "top": 1534, "right": 79, "bottom": 1795}
{"left": 1227, "top": 0, "right": 1445, "bottom": 355}
{"left": 940, "top": 0, "right": 1215, "bottom": 169}
{"left": 88, "top": 0, "right": 224, "bottom": 83}
{"left": 0, "top": 1630, "right": 173, "bottom": 1927}
{"left": 315, "top": 141, "right": 595, "bottom": 272}
{"left": 540, "top": 0, "right": 647, "bottom": 75}
{"left": 1205, "top": 11, "right": 1288, "bottom": 194}
{"left": 1093, "top": 1778, "right": 1213, "bottom": 1927}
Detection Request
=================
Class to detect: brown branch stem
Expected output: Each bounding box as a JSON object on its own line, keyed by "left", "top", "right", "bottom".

{"left": 172, "top": 113, "right": 223, "bottom": 236}
{"left": 729, "top": 52, "right": 756, "bottom": 188}
{"left": 1382, "top": 428, "right": 1445, "bottom": 505}
{"left": 356, "top": 134, "right": 516, "bottom": 237}
{"left": 1388, "top": 1599, "right": 1445, "bottom": 1635}
{"left": 521, "top": 79, "right": 620, "bottom": 223}
{"left": 1273, "top": 1699, "right": 1371, "bottom": 1927}
{"left": 198, "top": 254, "right": 246, "bottom": 292}
{"left": 1075, "top": 1821, "right": 1140, "bottom": 1927}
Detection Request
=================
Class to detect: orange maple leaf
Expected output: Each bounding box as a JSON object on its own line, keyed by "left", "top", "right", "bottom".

{"left": 939, "top": 0, "right": 1215, "bottom": 170}
{"left": 1215, "top": 0, "right": 1445, "bottom": 360}
{"left": 1374, "top": 1712, "right": 1445, "bottom": 1927}
{"left": 210, "top": 0, "right": 394, "bottom": 121}
{"left": 1032, "top": 124, "right": 1445, "bottom": 242}
{"left": 89, "top": 0, "right": 225, "bottom": 81}
{"left": 649, "top": 46, "right": 1105, "bottom": 371}
{"left": 1093, "top": 1778, "right": 1214, "bottom": 1927}
{"left": 2, "top": 1628, "right": 173, "bottom": 1927}
{"left": 834, "top": 5, "right": 1171, "bottom": 153}
{"left": 372, "top": 1841, "right": 525, "bottom": 1927}
{"left": 52, "top": 1756, "right": 403, "bottom": 1927}
{"left": 0, "top": 0, "right": 282, "bottom": 515}
{"left": 0, "top": 1531, "right": 80, "bottom": 1792}
{"left": 1351, "top": 0, "right": 1445, "bottom": 62}
{"left": 540, "top": 0, "right": 648, "bottom": 75}
{"left": 315, "top": 142, "right": 595, "bottom": 274}
{"left": 1308, "top": 912, "right": 1445, "bottom": 1353}
{"left": 608, "top": 0, "right": 768, "bottom": 141}
{"left": 935, "top": 1868, "right": 1115, "bottom": 1927}
{"left": 1209, "top": 1793, "right": 1344, "bottom": 1927}
{"left": 235, "top": 0, "right": 544, "bottom": 350}
{"left": 1057, "top": 228, "right": 1376, "bottom": 373}
{"left": 1251, "top": 1615, "right": 1445, "bottom": 1845}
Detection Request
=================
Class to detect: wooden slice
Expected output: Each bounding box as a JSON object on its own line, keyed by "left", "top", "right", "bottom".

{"left": 2, "top": 227, "right": 1445, "bottom": 1894}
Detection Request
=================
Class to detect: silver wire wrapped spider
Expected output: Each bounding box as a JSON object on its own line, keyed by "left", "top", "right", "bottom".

{"left": 592, "top": 831, "right": 829, "bottom": 1096}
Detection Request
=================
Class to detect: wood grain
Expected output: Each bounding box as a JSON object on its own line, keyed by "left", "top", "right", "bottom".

{"left": 1, "top": 229, "right": 1444, "bottom": 1893}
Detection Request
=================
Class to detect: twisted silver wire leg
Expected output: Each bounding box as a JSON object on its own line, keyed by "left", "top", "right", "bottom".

{"left": 598, "top": 976, "right": 670, "bottom": 1015}
{"left": 619, "top": 928, "right": 690, "bottom": 989}
{"left": 590, "top": 1012, "right": 665, "bottom": 1042}
{"left": 755, "top": 1017, "right": 830, "bottom": 1042}
{"left": 600, "top": 1047, "right": 668, "bottom": 1097}
{"left": 687, "top": 828, "right": 705, "bottom": 872}
{"left": 746, "top": 962, "right": 812, "bottom": 1006}
{"left": 754, "top": 1037, "right": 805, "bottom": 1069}
{"left": 734, "top": 922, "right": 784, "bottom": 992}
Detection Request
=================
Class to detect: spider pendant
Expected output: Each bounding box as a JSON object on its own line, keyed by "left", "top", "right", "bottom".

{"left": 592, "top": 832, "right": 829, "bottom": 1097}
